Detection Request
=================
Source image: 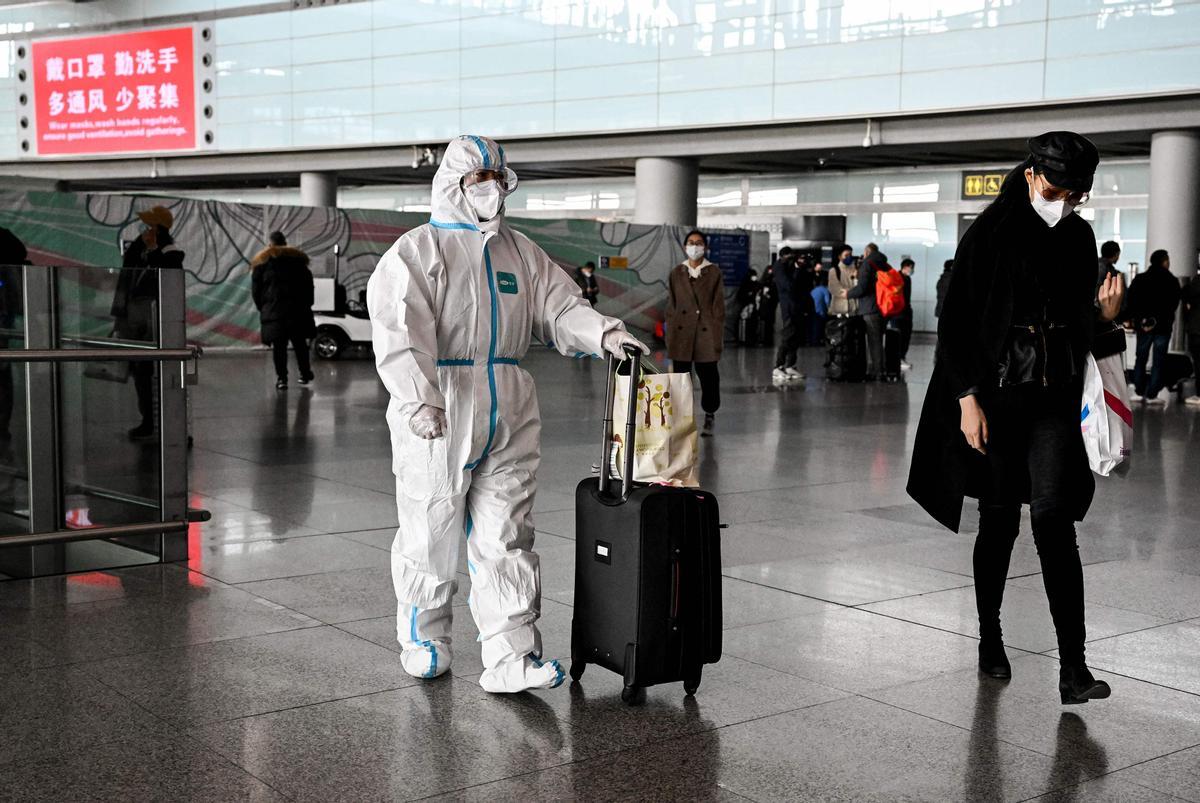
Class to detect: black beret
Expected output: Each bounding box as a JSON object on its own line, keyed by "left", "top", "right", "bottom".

{"left": 1027, "top": 131, "right": 1099, "bottom": 193}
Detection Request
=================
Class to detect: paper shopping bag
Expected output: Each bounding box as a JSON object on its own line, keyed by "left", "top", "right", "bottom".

{"left": 1080, "top": 352, "right": 1133, "bottom": 477}
{"left": 612, "top": 369, "right": 700, "bottom": 487}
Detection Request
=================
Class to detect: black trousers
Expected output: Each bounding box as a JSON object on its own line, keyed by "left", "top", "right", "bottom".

{"left": 273, "top": 333, "right": 312, "bottom": 381}
{"left": 774, "top": 315, "right": 802, "bottom": 369}
{"left": 672, "top": 360, "right": 720, "bottom": 415}
{"left": 898, "top": 315, "right": 913, "bottom": 360}
{"left": 972, "top": 384, "right": 1086, "bottom": 666}
{"left": 863, "top": 313, "right": 885, "bottom": 376}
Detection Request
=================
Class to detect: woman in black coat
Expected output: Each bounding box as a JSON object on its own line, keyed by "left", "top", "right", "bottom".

{"left": 251, "top": 232, "right": 316, "bottom": 390}
{"left": 907, "top": 132, "right": 1125, "bottom": 704}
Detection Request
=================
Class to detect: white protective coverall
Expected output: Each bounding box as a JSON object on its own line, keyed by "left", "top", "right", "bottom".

{"left": 367, "top": 135, "right": 631, "bottom": 693}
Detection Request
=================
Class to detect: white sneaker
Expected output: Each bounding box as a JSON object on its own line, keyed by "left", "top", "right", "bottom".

{"left": 1184, "top": 396, "right": 1200, "bottom": 406}
{"left": 900, "top": 360, "right": 912, "bottom": 370}
{"left": 772, "top": 368, "right": 789, "bottom": 381}
{"left": 479, "top": 653, "right": 565, "bottom": 693}
{"left": 784, "top": 367, "right": 806, "bottom": 380}
{"left": 1130, "top": 394, "right": 1146, "bottom": 403}
{"left": 1146, "top": 396, "right": 1167, "bottom": 407}
{"left": 400, "top": 642, "right": 452, "bottom": 679}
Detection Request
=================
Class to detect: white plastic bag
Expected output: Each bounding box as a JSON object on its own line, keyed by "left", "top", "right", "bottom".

{"left": 1080, "top": 352, "right": 1133, "bottom": 476}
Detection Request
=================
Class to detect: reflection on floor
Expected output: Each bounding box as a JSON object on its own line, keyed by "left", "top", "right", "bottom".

{"left": 2, "top": 341, "right": 1199, "bottom": 801}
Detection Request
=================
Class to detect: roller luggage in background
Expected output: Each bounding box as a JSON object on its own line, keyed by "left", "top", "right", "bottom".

{"left": 738, "top": 307, "right": 760, "bottom": 347}
{"left": 570, "top": 348, "right": 722, "bottom": 705}
{"left": 882, "top": 318, "right": 903, "bottom": 381}
{"left": 825, "top": 315, "right": 866, "bottom": 382}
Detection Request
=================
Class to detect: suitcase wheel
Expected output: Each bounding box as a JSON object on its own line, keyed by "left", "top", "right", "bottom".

{"left": 684, "top": 668, "right": 702, "bottom": 697}
{"left": 621, "top": 684, "right": 646, "bottom": 706}
{"left": 569, "top": 661, "right": 585, "bottom": 682}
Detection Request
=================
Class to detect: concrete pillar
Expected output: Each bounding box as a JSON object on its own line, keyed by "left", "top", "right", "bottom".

{"left": 1146, "top": 130, "right": 1200, "bottom": 281}
{"left": 300, "top": 171, "right": 338, "bottom": 208}
{"left": 633, "top": 157, "right": 698, "bottom": 226}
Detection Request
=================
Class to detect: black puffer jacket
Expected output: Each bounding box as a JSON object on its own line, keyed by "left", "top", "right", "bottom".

{"left": 1127, "top": 266, "right": 1180, "bottom": 337}
{"left": 251, "top": 246, "right": 315, "bottom": 345}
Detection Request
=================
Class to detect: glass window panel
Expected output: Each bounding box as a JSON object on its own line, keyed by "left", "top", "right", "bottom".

{"left": 291, "top": 60, "right": 373, "bottom": 93}
{"left": 660, "top": 50, "right": 773, "bottom": 92}
{"left": 773, "top": 75, "right": 901, "bottom": 120}
{"left": 901, "top": 61, "right": 1044, "bottom": 110}
{"left": 555, "top": 30, "right": 661, "bottom": 70}
{"left": 217, "top": 94, "right": 292, "bottom": 125}
{"left": 216, "top": 121, "right": 292, "bottom": 149}
{"left": 1045, "top": 45, "right": 1200, "bottom": 100}
{"left": 374, "top": 79, "right": 460, "bottom": 116}
{"left": 372, "top": 20, "right": 460, "bottom": 58}
{"left": 215, "top": 67, "right": 291, "bottom": 99}
{"left": 373, "top": 110, "right": 463, "bottom": 144}
{"left": 295, "top": 115, "right": 374, "bottom": 146}
{"left": 461, "top": 71, "right": 555, "bottom": 107}
{"left": 373, "top": 51, "right": 461, "bottom": 85}
{"left": 775, "top": 36, "right": 903, "bottom": 82}
{"left": 460, "top": 102, "right": 555, "bottom": 136}
{"left": 214, "top": 11, "right": 293, "bottom": 46}
{"left": 554, "top": 95, "right": 658, "bottom": 133}
{"left": 659, "top": 86, "right": 772, "bottom": 126}
{"left": 901, "top": 20, "right": 1045, "bottom": 73}
{"left": 461, "top": 40, "right": 555, "bottom": 78}
{"left": 460, "top": 11, "right": 555, "bottom": 46}
{"left": 291, "top": 2, "right": 373, "bottom": 37}
{"left": 294, "top": 88, "right": 373, "bottom": 120}
{"left": 555, "top": 62, "right": 658, "bottom": 100}
{"left": 290, "top": 31, "right": 373, "bottom": 66}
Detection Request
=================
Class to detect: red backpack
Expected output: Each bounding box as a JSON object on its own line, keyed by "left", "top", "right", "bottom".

{"left": 875, "top": 266, "right": 906, "bottom": 318}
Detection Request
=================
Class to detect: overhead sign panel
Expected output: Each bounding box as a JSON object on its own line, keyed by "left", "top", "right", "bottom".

{"left": 961, "top": 171, "right": 1005, "bottom": 201}
{"left": 30, "top": 26, "right": 197, "bottom": 155}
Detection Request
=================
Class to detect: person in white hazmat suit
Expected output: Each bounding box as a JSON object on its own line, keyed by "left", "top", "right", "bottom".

{"left": 367, "top": 135, "right": 646, "bottom": 694}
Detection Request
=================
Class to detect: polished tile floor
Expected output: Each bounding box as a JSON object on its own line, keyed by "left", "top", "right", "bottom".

{"left": 2, "top": 339, "right": 1199, "bottom": 801}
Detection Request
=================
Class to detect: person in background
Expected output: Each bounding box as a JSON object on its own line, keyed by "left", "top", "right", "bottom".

{"left": 1127, "top": 249, "right": 1180, "bottom": 405}
{"left": 251, "top": 231, "right": 316, "bottom": 391}
{"left": 576, "top": 261, "right": 599, "bottom": 307}
{"left": 667, "top": 230, "right": 725, "bottom": 436}
{"left": 0, "top": 228, "right": 27, "bottom": 443}
{"left": 113, "top": 206, "right": 184, "bottom": 441}
{"left": 827, "top": 245, "right": 858, "bottom": 317}
{"left": 863, "top": 242, "right": 879, "bottom": 261}
{"left": 1097, "top": 241, "right": 1121, "bottom": 289}
{"left": 758, "top": 263, "right": 778, "bottom": 347}
{"left": 735, "top": 268, "right": 761, "bottom": 344}
{"left": 842, "top": 249, "right": 891, "bottom": 381}
{"left": 935, "top": 259, "right": 954, "bottom": 318}
{"left": 809, "top": 271, "right": 831, "bottom": 346}
{"left": 771, "top": 247, "right": 806, "bottom": 381}
{"left": 898, "top": 258, "right": 916, "bottom": 369}
{"left": 1182, "top": 275, "right": 1200, "bottom": 406}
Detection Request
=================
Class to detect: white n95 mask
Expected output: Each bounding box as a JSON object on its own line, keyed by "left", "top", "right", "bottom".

{"left": 685, "top": 244, "right": 705, "bottom": 261}
{"left": 1031, "top": 191, "right": 1073, "bottom": 228}
{"left": 466, "top": 180, "right": 503, "bottom": 222}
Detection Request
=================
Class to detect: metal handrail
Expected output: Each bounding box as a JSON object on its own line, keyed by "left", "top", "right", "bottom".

{"left": 0, "top": 347, "right": 196, "bottom": 364}
{"left": 0, "top": 519, "right": 188, "bottom": 548}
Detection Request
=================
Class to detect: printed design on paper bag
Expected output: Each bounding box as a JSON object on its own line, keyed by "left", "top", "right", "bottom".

{"left": 496, "top": 271, "right": 519, "bottom": 294}
{"left": 638, "top": 379, "right": 673, "bottom": 430}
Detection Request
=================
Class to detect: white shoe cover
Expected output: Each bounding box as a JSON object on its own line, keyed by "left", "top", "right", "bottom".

{"left": 479, "top": 653, "right": 565, "bottom": 693}
{"left": 400, "top": 642, "right": 452, "bottom": 679}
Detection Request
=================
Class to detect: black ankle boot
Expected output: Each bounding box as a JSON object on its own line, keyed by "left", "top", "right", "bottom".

{"left": 1059, "top": 664, "right": 1111, "bottom": 705}
{"left": 978, "top": 639, "right": 1011, "bottom": 679}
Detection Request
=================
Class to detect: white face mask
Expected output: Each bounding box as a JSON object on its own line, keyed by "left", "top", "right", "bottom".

{"left": 1030, "top": 177, "right": 1074, "bottom": 228}
{"left": 465, "top": 180, "right": 503, "bottom": 222}
{"left": 685, "top": 244, "right": 705, "bottom": 261}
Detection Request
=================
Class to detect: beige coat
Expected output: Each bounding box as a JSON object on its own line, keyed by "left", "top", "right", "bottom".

{"left": 827, "top": 263, "right": 859, "bottom": 316}
{"left": 666, "top": 260, "right": 726, "bottom": 363}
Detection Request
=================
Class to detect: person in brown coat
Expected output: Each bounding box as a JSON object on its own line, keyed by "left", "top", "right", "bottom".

{"left": 666, "top": 229, "right": 725, "bottom": 436}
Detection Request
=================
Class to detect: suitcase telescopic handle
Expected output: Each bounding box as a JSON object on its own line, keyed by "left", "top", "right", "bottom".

{"left": 598, "top": 345, "right": 642, "bottom": 500}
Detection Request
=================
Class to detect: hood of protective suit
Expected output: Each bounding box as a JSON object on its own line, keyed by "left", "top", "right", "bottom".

{"left": 431, "top": 135, "right": 509, "bottom": 230}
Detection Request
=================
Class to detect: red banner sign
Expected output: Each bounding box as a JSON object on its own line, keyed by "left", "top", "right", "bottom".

{"left": 31, "top": 26, "right": 196, "bottom": 155}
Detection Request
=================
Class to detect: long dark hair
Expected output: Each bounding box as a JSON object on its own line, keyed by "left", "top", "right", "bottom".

{"left": 984, "top": 156, "right": 1035, "bottom": 223}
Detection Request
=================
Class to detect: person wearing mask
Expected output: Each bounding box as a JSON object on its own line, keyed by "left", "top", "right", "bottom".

{"left": 367, "top": 135, "right": 646, "bottom": 693}
{"left": 667, "top": 230, "right": 725, "bottom": 436}
{"left": 251, "top": 231, "right": 316, "bottom": 391}
{"left": 112, "top": 206, "right": 184, "bottom": 441}
{"left": 908, "top": 131, "right": 1124, "bottom": 705}
{"left": 1127, "top": 249, "right": 1181, "bottom": 405}
{"left": 771, "top": 248, "right": 806, "bottom": 382}
{"left": 576, "top": 261, "right": 599, "bottom": 307}
{"left": 809, "top": 271, "right": 831, "bottom": 346}
{"left": 935, "top": 259, "right": 954, "bottom": 318}
{"left": 1182, "top": 276, "right": 1200, "bottom": 406}
{"left": 827, "top": 245, "right": 858, "bottom": 317}
{"left": 841, "top": 250, "right": 891, "bottom": 381}
{"left": 898, "top": 258, "right": 916, "bottom": 369}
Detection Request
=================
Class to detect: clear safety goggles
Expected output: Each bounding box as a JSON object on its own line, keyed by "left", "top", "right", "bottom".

{"left": 462, "top": 167, "right": 518, "bottom": 195}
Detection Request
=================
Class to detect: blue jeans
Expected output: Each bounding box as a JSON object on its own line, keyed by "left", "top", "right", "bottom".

{"left": 1134, "top": 332, "right": 1171, "bottom": 399}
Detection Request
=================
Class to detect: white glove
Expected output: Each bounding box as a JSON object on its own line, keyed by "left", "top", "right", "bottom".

{"left": 408, "top": 405, "right": 447, "bottom": 440}
{"left": 602, "top": 329, "right": 649, "bottom": 359}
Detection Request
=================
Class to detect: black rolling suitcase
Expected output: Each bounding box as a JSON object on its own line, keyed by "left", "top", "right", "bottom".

{"left": 882, "top": 318, "right": 903, "bottom": 381}
{"left": 570, "top": 348, "right": 722, "bottom": 705}
{"left": 826, "top": 315, "right": 866, "bottom": 381}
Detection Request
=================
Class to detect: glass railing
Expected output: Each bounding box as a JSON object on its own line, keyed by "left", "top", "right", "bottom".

{"left": 0, "top": 263, "right": 204, "bottom": 579}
